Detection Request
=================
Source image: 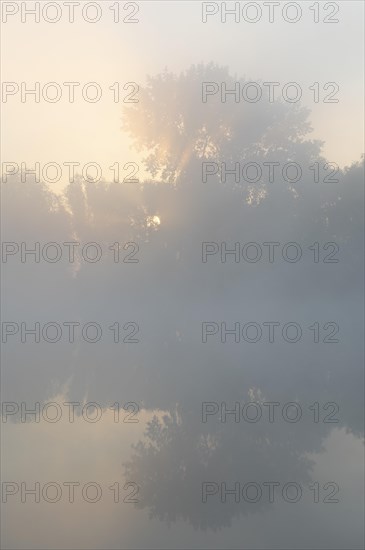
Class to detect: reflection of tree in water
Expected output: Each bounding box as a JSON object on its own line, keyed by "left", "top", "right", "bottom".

{"left": 2, "top": 64, "right": 363, "bottom": 529}
{"left": 124, "top": 405, "right": 315, "bottom": 530}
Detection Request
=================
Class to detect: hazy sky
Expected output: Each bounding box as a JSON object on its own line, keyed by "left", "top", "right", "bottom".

{"left": 1, "top": 0, "right": 364, "bottom": 193}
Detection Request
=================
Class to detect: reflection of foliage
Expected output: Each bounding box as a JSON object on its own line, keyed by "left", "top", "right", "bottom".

{"left": 124, "top": 407, "right": 314, "bottom": 530}
{"left": 123, "top": 411, "right": 240, "bottom": 530}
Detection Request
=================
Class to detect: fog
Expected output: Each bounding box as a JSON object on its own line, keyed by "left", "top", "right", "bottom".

{"left": 1, "top": 2, "right": 364, "bottom": 549}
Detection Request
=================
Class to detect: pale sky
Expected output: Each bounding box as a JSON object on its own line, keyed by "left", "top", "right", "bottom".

{"left": 1, "top": 1, "right": 364, "bottom": 192}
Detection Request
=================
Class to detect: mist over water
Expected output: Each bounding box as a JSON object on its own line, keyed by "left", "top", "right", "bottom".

{"left": 1, "top": 2, "right": 364, "bottom": 548}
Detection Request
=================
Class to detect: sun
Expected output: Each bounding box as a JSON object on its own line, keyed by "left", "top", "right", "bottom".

{"left": 147, "top": 215, "right": 161, "bottom": 228}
